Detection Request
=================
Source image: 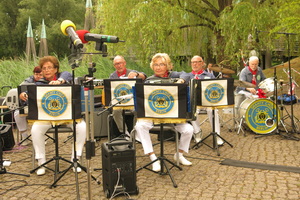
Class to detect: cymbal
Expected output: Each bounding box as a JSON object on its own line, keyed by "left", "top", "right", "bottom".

{"left": 234, "top": 80, "right": 256, "bottom": 88}
{"left": 211, "top": 66, "right": 235, "bottom": 74}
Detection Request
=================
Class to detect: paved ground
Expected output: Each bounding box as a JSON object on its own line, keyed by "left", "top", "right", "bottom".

{"left": 1, "top": 103, "right": 300, "bottom": 200}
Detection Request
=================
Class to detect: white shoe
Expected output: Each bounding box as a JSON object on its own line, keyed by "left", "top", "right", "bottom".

{"left": 152, "top": 160, "right": 161, "bottom": 172}
{"left": 217, "top": 138, "right": 224, "bottom": 146}
{"left": 73, "top": 166, "right": 82, "bottom": 173}
{"left": 36, "top": 167, "right": 46, "bottom": 176}
{"left": 174, "top": 154, "right": 192, "bottom": 166}
{"left": 193, "top": 131, "right": 203, "bottom": 143}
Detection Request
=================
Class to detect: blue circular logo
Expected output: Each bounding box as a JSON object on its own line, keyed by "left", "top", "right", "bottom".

{"left": 204, "top": 83, "right": 224, "bottom": 103}
{"left": 245, "top": 99, "right": 279, "bottom": 134}
{"left": 41, "top": 90, "right": 68, "bottom": 117}
{"left": 114, "top": 83, "right": 132, "bottom": 103}
{"left": 148, "top": 89, "right": 174, "bottom": 114}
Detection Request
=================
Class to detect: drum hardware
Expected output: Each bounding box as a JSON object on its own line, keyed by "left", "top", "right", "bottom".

{"left": 220, "top": 107, "right": 241, "bottom": 133}
{"left": 254, "top": 67, "right": 299, "bottom": 140}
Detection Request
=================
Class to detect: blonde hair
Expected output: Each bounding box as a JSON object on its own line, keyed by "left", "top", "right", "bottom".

{"left": 150, "top": 53, "right": 173, "bottom": 70}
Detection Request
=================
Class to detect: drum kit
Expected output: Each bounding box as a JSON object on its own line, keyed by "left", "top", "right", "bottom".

{"left": 209, "top": 65, "right": 299, "bottom": 137}
{"left": 235, "top": 77, "right": 299, "bottom": 136}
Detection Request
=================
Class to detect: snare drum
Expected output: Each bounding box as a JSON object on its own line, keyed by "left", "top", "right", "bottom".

{"left": 258, "top": 77, "right": 280, "bottom": 97}
{"left": 239, "top": 98, "right": 280, "bottom": 134}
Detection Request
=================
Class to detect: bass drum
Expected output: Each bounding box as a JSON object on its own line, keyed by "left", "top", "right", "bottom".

{"left": 239, "top": 98, "right": 280, "bottom": 134}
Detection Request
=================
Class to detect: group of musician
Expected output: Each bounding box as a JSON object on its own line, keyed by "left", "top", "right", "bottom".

{"left": 16, "top": 53, "right": 266, "bottom": 175}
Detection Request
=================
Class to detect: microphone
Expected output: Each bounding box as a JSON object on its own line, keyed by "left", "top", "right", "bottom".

{"left": 76, "top": 29, "right": 121, "bottom": 44}
{"left": 116, "top": 94, "right": 133, "bottom": 100}
{"left": 255, "top": 27, "right": 259, "bottom": 43}
{"left": 60, "top": 20, "right": 83, "bottom": 49}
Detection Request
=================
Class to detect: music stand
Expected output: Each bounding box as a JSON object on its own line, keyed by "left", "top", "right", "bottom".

{"left": 27, "top": 85, "right": 84, "bottom": 187}
{"left": 102, "top": 78, "right": 142, "bottom": 140}
{"left": 0, "top": 124, "right": 30, "bottom": 177}
{"left": 134, "top": 82, "right": 192, "bottom": 188}
{"left": 192, "top": 78, "right": 234, "bottom": 156}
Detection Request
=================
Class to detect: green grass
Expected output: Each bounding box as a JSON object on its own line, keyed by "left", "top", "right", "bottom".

{"left": 1, "top": 55, "right": 299, "bottom": 98}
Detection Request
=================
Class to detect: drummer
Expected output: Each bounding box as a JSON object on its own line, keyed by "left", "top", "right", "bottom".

{"left": 235, "top": 56, "right": 266, "bottom": 107}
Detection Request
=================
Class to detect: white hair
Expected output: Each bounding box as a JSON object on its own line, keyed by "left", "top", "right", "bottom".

{"left": 249, "top": 56, "right": 259, "bottom": 62}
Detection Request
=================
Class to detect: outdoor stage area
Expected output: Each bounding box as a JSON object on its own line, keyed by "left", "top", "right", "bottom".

{"left": 1, "top": 101, "right": 300, "bottom": 199}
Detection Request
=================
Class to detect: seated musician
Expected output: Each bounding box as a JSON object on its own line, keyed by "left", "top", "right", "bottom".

{"left": 109, "top": 55, "right": 147, "bottom": 138}
{"left": 135, "top": 53, "right": 193, "bottom": 172}
{"left": 205, "top": 63, "right": 220, "bottom": 78}
{"left": 20, "top": 56, "right": 86, "bottom": 176}
{"left": 181, "top": 55, "right": 223, "bottom": 145}
{"left": 236, "top": 56, "right": 266, "bottom": 105}
{"left": 16, "top": 66, "right": 43, "bottom": 145}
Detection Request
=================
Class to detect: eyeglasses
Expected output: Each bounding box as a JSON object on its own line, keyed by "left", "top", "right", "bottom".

{"left": 153, "top": 63, "right": 166, "bottom": 67}
{"left": 191, "top": 61, "right": 203, "bottom": 64}
{"left": 114, "top": 62, "right": 124, "bottom": 66}
{"left": 42, "top": 66, "right": 55, "bottom": 71}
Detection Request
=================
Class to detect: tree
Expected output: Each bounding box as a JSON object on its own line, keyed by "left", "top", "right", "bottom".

{"left": 0, "top": 0, "right": 22, "bottom": 58}
{"left": 0, "top": 0, "right": 86, "bottom": 59}
{"left": 96, "top": 0, "right": 289, "bottom": 71}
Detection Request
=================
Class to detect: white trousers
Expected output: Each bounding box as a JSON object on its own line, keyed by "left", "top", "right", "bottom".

{"left": 31, "top": 119, "right": 86, "bottom": 161}
{"left": 14, "top": 110, "right": 27, "bottom": 132}
{"left": 135, "top": 119, "right": 193, "bottom": 155}
{"left": 190, "top": 108, "right": 220, "bottom": 135}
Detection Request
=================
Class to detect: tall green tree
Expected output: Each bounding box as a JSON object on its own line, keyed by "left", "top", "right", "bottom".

{"left": 0, "top": 0, "right": 22, "bottom": 58}
{"left": 96, "top": 0, "right": 290, "bottom": 70}
{"left": 0, "top": 0, "right": 86, "bottom": 59}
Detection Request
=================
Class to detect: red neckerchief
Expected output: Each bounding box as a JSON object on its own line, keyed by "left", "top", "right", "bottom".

{"left": 155, "top": 71, "right": 169, "bottom": 78}
{"left": 192, "top": 70, "right": 203, "bottom": 79}
{"left": 117, "top": 69, "right": 127, "bottom": 77}
{"left": 47, "top": 74, "right": 57, "bottom": 81}
{"left": 248, "top": 66, "right": 257, "bottom": 85}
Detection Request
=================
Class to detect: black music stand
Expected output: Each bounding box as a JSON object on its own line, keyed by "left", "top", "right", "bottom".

{"left": 102, "top": 78, "right": 142, "bottom": 140}
{"left": 134, "top": 83, "right": 192, "bottom": 188}
{"left": 26, "top": 85, "right": 90, "bottom": 187}
{"left": 0, "top": 124, "right": 30, "bottom": 177}
{"left": 192, "top": 78, "right": 234, "bottom": 156}
{"left": 136, "top": 123, "right": 182, "bottom": 188}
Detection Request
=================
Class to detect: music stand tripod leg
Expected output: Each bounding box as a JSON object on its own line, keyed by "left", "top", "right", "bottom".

{"left": 1, "top": 134, "right": 30, "bottom": 177}
{"left": 136, "top": 124, "right": 182, "bottom": 188}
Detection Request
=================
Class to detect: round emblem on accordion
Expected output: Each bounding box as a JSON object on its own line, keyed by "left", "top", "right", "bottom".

{"left": 148, "top": 89, "right": 174, "bottom": 114}
{"left": 204, "top": 83, "right": 224, "bottom": 104}
{"left": 41, "top": 90, "right": 68, "bottom": 117}
{"left": 114, "top": 83, "right": 132, "bottom": 104}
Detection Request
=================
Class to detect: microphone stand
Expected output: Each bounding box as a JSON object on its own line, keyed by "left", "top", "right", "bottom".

{"left": 97, "top": 98, "right": 129, "bottom": 138}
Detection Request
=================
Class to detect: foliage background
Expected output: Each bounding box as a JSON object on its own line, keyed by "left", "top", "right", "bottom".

{"left": 1, "top": 0, "right": 300, "bottom": 97}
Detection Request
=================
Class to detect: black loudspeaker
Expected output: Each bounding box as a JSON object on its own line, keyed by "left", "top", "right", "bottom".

{"left": 101, "top": 138, "right": 138, "bottom": 198}
{"left": 0, "top": 124, "right": 15, "bottom": 151}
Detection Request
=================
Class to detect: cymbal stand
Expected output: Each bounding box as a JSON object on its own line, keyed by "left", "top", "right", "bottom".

{"left": 220, "top": 106, "right": 240, "bottom": 132}
{"left": 278, "top": 82, "right": 300, "bottom": 134}
{"left": 192, "top": 107, "right": 233, "bottom": 156}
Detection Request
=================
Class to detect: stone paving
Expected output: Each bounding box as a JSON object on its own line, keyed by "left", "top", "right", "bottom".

{"left": 1, "top": 103, "right": 300, "bottom": 200}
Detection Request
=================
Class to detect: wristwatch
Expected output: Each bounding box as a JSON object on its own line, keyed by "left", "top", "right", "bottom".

{"left": 58, "top": 78, "right": 64, "bottom": 84}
